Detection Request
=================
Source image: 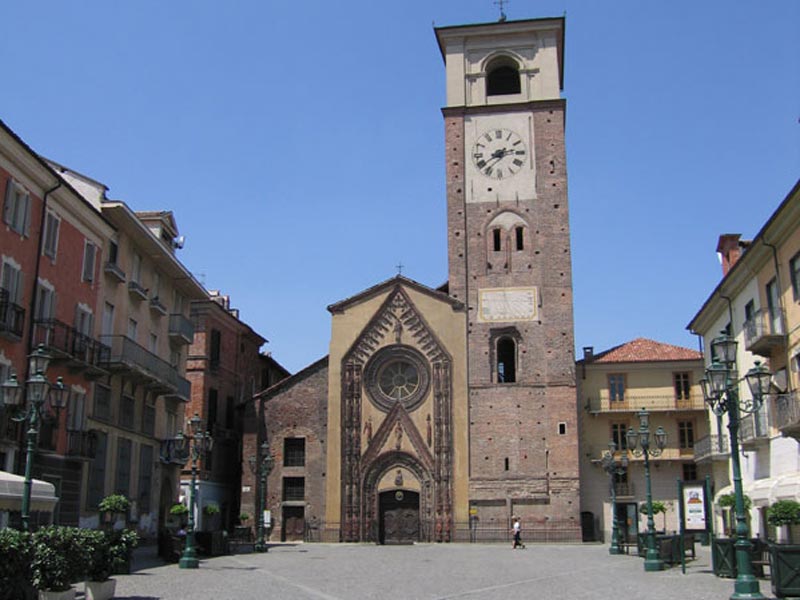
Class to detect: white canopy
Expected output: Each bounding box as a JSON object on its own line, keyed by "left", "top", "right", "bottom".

{"left": 0, "top": 470, "right": 58, "bottom": 512}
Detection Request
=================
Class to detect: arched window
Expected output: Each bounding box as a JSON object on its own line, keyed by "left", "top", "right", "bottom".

{"left": 486, "top": 57, "right": 521, "bottom": 96}
{"left": 497, "top": 337, "right": 516, "bottom": 383}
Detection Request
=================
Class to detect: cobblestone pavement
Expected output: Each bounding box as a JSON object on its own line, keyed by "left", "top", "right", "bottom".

{"left": 112, "top": 542, "right": 768, "bottom": 600}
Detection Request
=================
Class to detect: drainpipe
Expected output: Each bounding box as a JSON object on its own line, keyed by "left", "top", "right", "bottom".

{"left": 17, "top": 179, "right": 61, "bottom": 474}
{"left": 24, "top": 179, "right": 62, "bottom": 367}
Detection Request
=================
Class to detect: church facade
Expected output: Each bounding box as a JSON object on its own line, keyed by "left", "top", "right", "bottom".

{"left": 254, "top": 15, "right": 581, "bottom": 544}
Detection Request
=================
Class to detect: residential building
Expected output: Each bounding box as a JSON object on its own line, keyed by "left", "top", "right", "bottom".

{"left": 577, "top": 339, "right": 708, "bottom": 542}
{"left": 185, "top": 292, "right": 288, "bottom": 532}
{"left": 49, "top": 163, "right": 207, "bottom": 535}
{"left": 1, "top": 120, "right": 115, "bottom": 528}
{"left": 688, "top": 179, "right": 800, "bottom": 539}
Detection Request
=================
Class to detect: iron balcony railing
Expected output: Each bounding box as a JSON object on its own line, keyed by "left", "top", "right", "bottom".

{"left": 743, "top": 308, "right": 785, "bottom": 356}
{"left": 32, "top": 318, "right": 110, "bottom": 369}
{"left": 739, "top": 410, "right": 770, "bottom": 447}
{"left": 613, "top": 482, "right": 635, "bottom": 497}
{"left": 168, "top": 313, "right": 194, "bottom": 344}
{"left": 0, "top": 288, "right": 25, "bottom": 339}
{"left": 587, "top": 394, "right": 705, "bottom": 413}
{"left": 694, "top": 434, "right": 730, "bottom": 462}
{"left": 774, "top": 391, "right": 800, "bottom": 434}
{"left": 100, "top": 335, "right": 190, "bottom": 400}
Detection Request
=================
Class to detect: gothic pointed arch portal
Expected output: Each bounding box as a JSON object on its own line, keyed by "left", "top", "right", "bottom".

{"left": 339, "top": 284, "right": 455, "bottom": 543}
{"left": 362, "top": 451, "right": 432, "bottom": 544}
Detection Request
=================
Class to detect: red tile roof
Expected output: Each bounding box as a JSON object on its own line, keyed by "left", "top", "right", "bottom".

{"left": 590, "top": 338, "right": 702, "bottom": 364}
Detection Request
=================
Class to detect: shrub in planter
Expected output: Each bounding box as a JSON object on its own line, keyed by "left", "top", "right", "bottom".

{"left": 0, "top": 528, "right": 34, "bottom": 600}
{"left": 768, "top": 499, "right": 800, "bottom": 543}
{"left": 239, "top": 513, "right": 250, "bottom": 525}
{"left": 108, "top": 529, "right": 139, "bottom": 575}
{"left": 204, "top": 503, "right": 220, "bottom": 516}
{"left": 32, "top": 526, "right": 88, "bottom": 593}
{"left": 97, "top": 494, "right": 130, "bottom": 515}
{"left": 81, "top": 530, "right": 117, "bottom": 600}
{"left": 170, "top": 503, "right": 189, "bottom": 518}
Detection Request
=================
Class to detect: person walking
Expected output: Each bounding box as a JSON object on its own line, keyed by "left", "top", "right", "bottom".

{"left": 512, "top": 517, "right": 525, "bottom": 549}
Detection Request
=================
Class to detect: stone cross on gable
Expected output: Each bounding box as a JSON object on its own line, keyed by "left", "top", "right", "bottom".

{"left": 494, "top": 0, "right": 508, "bottom": 22}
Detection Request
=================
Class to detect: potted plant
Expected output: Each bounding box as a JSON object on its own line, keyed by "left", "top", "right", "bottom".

{"left": 239, "top": 513, "right": 250, "bottom": 525}
{"left": 170, "top": 503, "right": 189, "bottom": 528}
{"left": 767, "top": 499, "right": 800, "bottom": 598}
{"left": 108, "top": 529, "right": 138, "bottom": 576}
{"left": 82, "top": 530, "right": 116, "bottom": 600}
{"left": 98, "top": 495, "right": 130, "bottom": 528}
{"left": 32, "top": 526, "right": 86, "bottom": 600}
{"left": 0, "top": 528, "right": 34, "bottom": 600}
{"left": 204, "top": 503, "right": 220, "bottom": 517}
{"left": 711, "top": 493, "right": 753, "bottom": 578}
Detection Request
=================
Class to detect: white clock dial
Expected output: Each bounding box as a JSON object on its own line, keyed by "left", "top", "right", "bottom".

{"left": 472, "top": 128, "right": 527, "bottom": 180}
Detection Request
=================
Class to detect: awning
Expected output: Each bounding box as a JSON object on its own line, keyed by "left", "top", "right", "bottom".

{"left": 773, "top": 473, "right": 800, "bottom": 501}
{"left": 746, "top": 478, "right": 776, "bottom": 506}
{"left": 0, "top": 470, "right": 59, "bottom": 512}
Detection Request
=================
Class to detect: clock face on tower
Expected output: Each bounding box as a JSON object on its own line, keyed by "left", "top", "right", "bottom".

{"left": 472, "top": 128, "right": 527, "bottom": 180}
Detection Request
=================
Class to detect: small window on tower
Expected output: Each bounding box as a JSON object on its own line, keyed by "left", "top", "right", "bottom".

{"left": 515, "top": 227, "right": 524, "bottom": 251}
{"left": 497, "top": 337, "right": 516, "bottom": 383}
{"left": 493, "top": 229, "right": 502, "bottom": 251}
{"left": 486, "top": 57, "right": 521, "bottom": 96}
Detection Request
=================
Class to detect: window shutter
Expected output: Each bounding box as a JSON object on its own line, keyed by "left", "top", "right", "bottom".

{"left": 22, "top": 193, "right": 31, "bottom": 237}
{"left": 2, "top": 179, "right": 13, "bottom": 225}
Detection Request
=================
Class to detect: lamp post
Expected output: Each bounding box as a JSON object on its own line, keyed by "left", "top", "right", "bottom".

{"left": 248, "top": 440, "right": 275, "bottom": 553}
{"left": 700, "top": 333, "right": 770, "bottom": 600}
{"left": 176, "top": 413, "right": 213, "bottom": 569}
{"left": 601, "top": 441, "right": 628, "bottom": 555}
{"left": 0, "top": 345, "right": 66, "bottom": 531}
{"left": 626, "top": 408, "right": 667, "bottom": 572}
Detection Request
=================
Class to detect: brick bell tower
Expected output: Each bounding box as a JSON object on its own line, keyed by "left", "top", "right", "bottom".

{"left": 435, "top": 17, "right": 581, "bottom": 538}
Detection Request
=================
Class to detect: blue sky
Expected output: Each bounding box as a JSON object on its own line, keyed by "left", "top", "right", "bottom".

{"left": 2, "top": 1, "right": 798, "bottom": 373}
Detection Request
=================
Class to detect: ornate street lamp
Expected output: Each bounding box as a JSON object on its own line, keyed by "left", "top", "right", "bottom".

{"left": 627, "top": 408, "right": 666, "bottom": 572}
{"left": 601, "top": 441, "right": 628, "bottom": 555}
{"left": 176, "top": 413, "right": 213, "bottom": 569}
{"left": 248, "top": 440, "right": 275, "bottom": 553}
{"left": 0, "top": 345, "right": 67, "bottom": 531}
{"left": 700, "top": 332, "right": 769, "bottom": 600}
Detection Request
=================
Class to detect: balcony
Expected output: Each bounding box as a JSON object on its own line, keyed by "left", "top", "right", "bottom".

{"left": 103, "top": 261, "right": 126, "bottom": 283}
{"left": 32, "top": 319, "right": 110, "bottom": 378}
{"left": 0, "top": 288, "right": 25, "bottom": 340}
{"left": 100, "top": 335, "right": 191, "bottom": 401}
{"left": 168, "top": 313, "right": 194, "bottom": 345}
{"left": 774, "top": 391, "right": 800, "bottom": 441}
{"left": 743, "top": 308, "right": 785, "bottom": 357}
{"left": 587, "top": 393, "right": 706, "bottom": 414}
{"left": 694, "top": 434, "right": 730, "bottom": 463}
{"left": 613, "top": 482, "right": 635, "bottom": 497}
{"left": 66, "top": 430, "right": 97, "bottom": 460}
{"left": 128, "top": 280, "right": 148, "bottom": 301}
{"left": 739, "top": 410, "right": 770, "bottom": 449}
{"left": 149, "top": 297, "right": 168, "bottom": 316}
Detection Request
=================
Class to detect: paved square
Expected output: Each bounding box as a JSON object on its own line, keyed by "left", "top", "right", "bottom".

{"left": 113, "top": 542, "right": 756, "bottom": 600}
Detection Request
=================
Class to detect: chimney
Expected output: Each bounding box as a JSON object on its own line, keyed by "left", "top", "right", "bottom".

{"left": 583, "top": 346, "right": 594, "bottom": 361}
{"left": 716, "top": 234, "right": 743, "bottom": 277}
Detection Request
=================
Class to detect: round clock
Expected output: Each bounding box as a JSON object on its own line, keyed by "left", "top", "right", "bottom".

{"left": 472, "top": 128, "right": 527, "bottom": 180}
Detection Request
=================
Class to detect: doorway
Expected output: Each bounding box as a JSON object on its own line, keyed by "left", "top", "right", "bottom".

{"left": 282, "top": 506, "right": 304, "bottom": 542}
{"left": 618, "top": 502, "right": 639, "bottom": 545}
{"left": 379, "top": 490, "right": 419, "bottom": 545}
